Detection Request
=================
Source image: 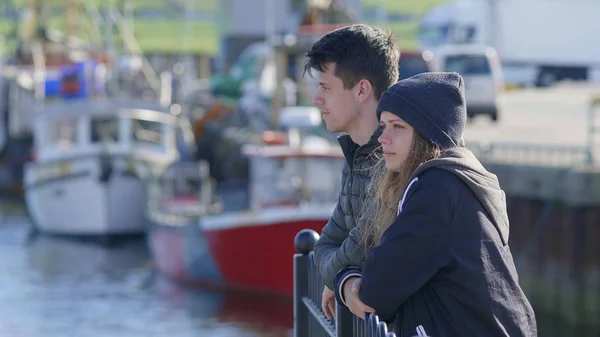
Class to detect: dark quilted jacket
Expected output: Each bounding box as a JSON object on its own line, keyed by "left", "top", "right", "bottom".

{"left": 314, "top": 128, "right": 382, "bottom": 289}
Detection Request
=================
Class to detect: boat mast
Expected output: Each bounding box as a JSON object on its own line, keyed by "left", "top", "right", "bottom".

{"left": 65, "top": 0, "right": 81, "bottom": 43}
{"left": 26, "top": 0, "right": 43, "bottom": 42}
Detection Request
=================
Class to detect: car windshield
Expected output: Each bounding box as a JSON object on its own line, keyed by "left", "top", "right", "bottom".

{"left": 444, "top": 54, "right": 491, "bottom": 75}
{"left": 399, "top": 55, "right": 430, "bottom": 80}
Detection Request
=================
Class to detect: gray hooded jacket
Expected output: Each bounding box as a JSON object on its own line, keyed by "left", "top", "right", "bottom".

{"left": 313, "top": 129, "right": 382, "bottom": 289}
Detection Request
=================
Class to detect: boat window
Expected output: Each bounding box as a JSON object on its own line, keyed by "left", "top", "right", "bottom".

{"left": 253, "top": 156, "right": 344, "bottom": 206}
{"left": 301, "top": 157, "right": 344, "bottom": 202}
{"left": 91, "top": 118, "right": 119, "bottom": 143}
{"left": 46, "top": 118, "right": 78, "bottom": 149}
{"left": 131, "top": 119, "right": 165, "bottom": 150}
{"left": 253, "top": 157, "right": 299, "bottom": 207}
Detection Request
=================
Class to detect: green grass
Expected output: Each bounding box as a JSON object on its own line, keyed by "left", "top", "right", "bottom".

{"left": 1, "top": 0, "right": 220, "bottom": 54}
{"left": 361, "top": 0, "right": 449, "bottom": 16}
{"left": 133, "top": 20, "right": 217, "bottom": 54}
{"left": 0, "top": 18, "right": 219, "bottom": 55}
{"left": 7, "top": 0, "right": 217, "bottom": 12}
{"left": 367, "top": 21, "right": 420, "bottom": 51}
{"left": 0, "top": 0, "right": 437, "bottom": 54}
{"left": 0, "top": 21, "right": 13, "bottom": 35}
{"left": 362, "top": 0, "right": 448, "bottom": 50}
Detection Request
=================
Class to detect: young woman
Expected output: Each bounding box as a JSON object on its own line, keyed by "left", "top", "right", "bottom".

{"left": 333, "top": 72, "right": 537, "bottom": 337}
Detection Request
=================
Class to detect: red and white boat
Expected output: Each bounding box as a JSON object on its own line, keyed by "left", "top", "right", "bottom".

{"left": 147, "top": 107, "right": 345, "bottom": 296}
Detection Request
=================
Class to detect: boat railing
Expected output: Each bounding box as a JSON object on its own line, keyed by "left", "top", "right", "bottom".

{"left": 145, "top": 160, "right": 222, "bottom": 219}
{"left": 246, "top": 105, "right": 346, "bottom": 209}
{"left": 293, "top": 229, "right": 399, "bottom": 337}
{"left": 246, "top": 147, "right": 345, "bottom": 210}
{"left": 31, "top": 102, "right": 180, "bottom": 162}
{"left": 465, "top": 140, "right": 592, "bottom": 168}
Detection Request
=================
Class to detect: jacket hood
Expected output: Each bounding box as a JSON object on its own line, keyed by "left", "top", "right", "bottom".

{"left": 410, "top": 147, "right": 509, "bottom": 245}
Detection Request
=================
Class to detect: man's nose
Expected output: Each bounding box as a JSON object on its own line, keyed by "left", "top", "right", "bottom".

{"left": 313, "top": 94, "right": 324, "bottom": 107}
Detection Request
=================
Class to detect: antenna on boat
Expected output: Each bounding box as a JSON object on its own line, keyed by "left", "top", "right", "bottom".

{"left": 30, "top": 41, "right": 46, "bottom": 104}
{"left": 107, "top": 7, "right": 162, "bottom": 98}
{"left": 104, "top": 0, "right": 118, "bottom": 95}
{"left": 26, "top": 0, "right": 47, "bottom": 104}
{"left": 160, "top": 71, "right": 173, "bottom": 108}
{"left": 80, "top": 0, "right": 163, "bottom": 100}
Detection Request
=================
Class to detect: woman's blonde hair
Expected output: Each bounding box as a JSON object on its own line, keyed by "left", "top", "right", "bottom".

{"left": 361, "top": 131, "right": 442, "bottom": 250}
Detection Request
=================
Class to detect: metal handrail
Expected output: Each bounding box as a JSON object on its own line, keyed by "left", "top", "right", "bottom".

{"left": 293, "top": 229, "right": 398, "bottom": 337}
{"left": 465, "top": 141, "right": 592, "bottom": 167}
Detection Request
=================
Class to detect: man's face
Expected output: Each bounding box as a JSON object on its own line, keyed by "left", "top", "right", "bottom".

{"left": 312, "top": 62, "right": 360, "bottom": 133}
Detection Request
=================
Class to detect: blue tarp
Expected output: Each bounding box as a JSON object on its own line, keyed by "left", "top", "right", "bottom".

{"left": 44, "top": 61, "right": 91, "bottom": 99}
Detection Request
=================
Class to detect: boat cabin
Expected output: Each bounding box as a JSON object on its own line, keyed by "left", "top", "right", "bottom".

{"left": 154, "top": 106, "right": 345, "bottom": 216}
{"left": 29, "top": 99, "right": 193, "bottom": 166}
{"left": 243, "top": 142, "right": 345, "bottom": 209}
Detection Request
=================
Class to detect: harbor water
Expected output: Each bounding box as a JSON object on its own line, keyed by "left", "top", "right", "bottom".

{"left": 0, "top": 217, "right": 293, "bottom": 337}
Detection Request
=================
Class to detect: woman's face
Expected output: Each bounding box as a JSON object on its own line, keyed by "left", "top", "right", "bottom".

{"left": 377, "top": 111, "right": 415, "bottom": 172}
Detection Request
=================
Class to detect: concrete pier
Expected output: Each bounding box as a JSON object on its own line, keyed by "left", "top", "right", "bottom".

{"left": 481, "top": 160, "right": 600, "bottom": 330}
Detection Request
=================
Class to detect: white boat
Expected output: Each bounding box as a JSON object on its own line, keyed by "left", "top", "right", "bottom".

{"left": 24, "top": 98, "right": 185, "bottom": 236}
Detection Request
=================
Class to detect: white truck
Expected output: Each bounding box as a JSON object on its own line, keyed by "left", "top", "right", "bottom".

{"left": 417, "top": 0, "right": 600, "bottom": 87}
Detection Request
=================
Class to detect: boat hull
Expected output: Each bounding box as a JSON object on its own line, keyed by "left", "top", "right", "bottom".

{"left": 24, "top": 156, "right": 146, "bottom": 236}
{"left": 148, "top": 204, "right": 333, "bottom": 295}
{"left": 147, "top": 214, "right": 225, "bottom": 287}
{"left": 203, "top": 218, "right": 327, "bottom": 295}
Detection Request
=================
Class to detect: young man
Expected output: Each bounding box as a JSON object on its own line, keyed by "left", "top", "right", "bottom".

{"left": 303, "top": 24, "right": 400, "bottom": 320}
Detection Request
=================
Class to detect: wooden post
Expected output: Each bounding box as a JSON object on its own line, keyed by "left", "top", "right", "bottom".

{"left": 270, "top": 48, "right": 289, "bottom": 130}
{"left": 198, "top": 54, "right": 212, "bottom": 79}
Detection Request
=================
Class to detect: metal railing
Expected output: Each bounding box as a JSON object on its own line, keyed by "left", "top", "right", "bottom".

{"left": 466, "top": 141, "right": 592, "bottom": 168}
{"left": 293, "top": 229, "right": 397, "bottom": 337}
{"left": 464, "top": 98, "right": 600, "bottom": 168}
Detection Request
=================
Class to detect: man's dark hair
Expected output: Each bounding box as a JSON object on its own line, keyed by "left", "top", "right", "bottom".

{"left": 304, "top": 24, "right": 400, "bottom": 99}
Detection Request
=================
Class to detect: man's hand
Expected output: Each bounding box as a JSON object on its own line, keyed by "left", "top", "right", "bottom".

{"left": 343, "top": 277, "right": 375, "bottom": 319}
{"left": 322, "top": 286, "right": 336, "bottom": 320}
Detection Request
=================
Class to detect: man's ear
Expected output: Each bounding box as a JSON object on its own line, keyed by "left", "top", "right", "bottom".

{"left": 355, "top": 79, "right": 373, "bottom": 103}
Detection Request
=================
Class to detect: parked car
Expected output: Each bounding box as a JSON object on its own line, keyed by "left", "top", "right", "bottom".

{"left": 429, "top": 44, "right": 503, "bottom": 122}
{"left": 398, "top": 50, "right": 433, "bottom": 80}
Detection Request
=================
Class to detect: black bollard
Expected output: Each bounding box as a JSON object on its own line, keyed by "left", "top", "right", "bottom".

{"left": 294, "top": 229, "right": 319, "bottom": 254}
{"left": 293, "top": 229, "right": 320, "bottom": 337}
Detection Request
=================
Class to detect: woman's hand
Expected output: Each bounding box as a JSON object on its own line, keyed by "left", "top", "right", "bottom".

{"left": 343, "top": 277, "right": 375, "bottom": 318}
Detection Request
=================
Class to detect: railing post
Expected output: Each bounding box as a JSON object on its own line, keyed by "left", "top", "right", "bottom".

{"left": 378, "top": 321, "right": 388, "bottom": 336}
{"left": 335, "top": 302, "right": 354, "bottom": 336}
{"left": 368, "top": 313, "right": 379, "bottom": 337}
{"left": 294, "top": 229, "right": 319, "bottom": 337}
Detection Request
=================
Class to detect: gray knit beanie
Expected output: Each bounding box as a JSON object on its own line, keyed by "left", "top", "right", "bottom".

{"left": 376, "top": 72, "right": 467, "bottom": 150}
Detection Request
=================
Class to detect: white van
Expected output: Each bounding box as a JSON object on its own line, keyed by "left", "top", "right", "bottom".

{"left": 429, "top": 44, "right": 503, "bottom": 122}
